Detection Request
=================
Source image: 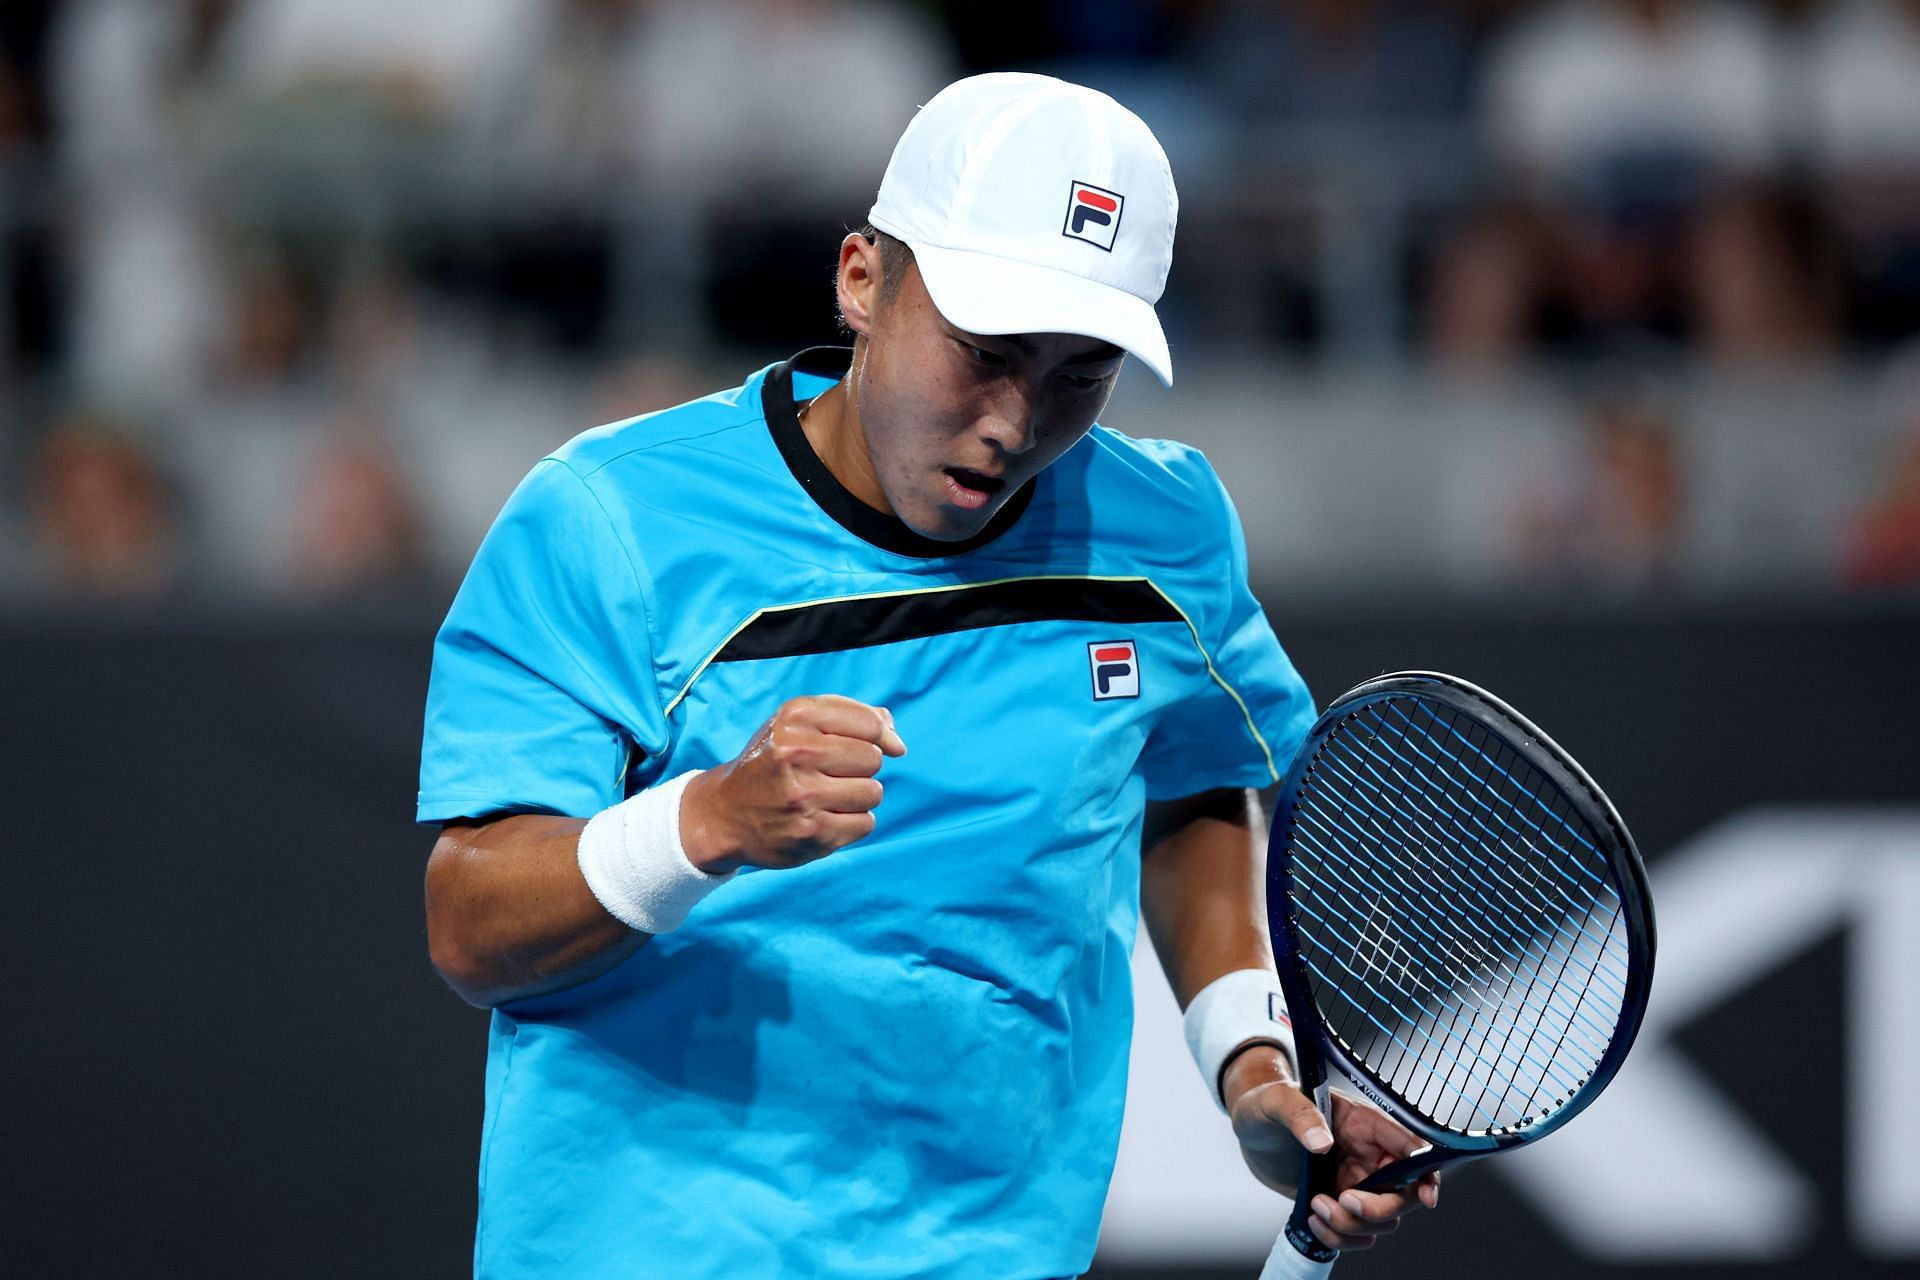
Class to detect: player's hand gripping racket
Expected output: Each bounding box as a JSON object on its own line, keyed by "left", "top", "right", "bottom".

{"left": 1257, "top": 672, "right": 1656, "bottom": 1278}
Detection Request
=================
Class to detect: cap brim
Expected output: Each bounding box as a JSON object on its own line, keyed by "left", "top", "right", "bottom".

{"left": 906, "top": 242, "right": 1173, "bottom": 387}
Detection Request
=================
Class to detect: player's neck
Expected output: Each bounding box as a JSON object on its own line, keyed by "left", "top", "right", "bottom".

{"left": 797, "top": 376, "right": 894, "bottom": 517}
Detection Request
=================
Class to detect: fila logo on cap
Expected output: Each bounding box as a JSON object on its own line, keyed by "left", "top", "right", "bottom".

{"left": 1089, "top": 640, "right": 1139, "bottom": 700}
{"left": 1063, "top": 181, "right": 1124, "bottom": 252}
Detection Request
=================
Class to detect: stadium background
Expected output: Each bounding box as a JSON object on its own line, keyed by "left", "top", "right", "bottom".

{"left": 2, "top": 1, "right": 1916, "bottom": 1276}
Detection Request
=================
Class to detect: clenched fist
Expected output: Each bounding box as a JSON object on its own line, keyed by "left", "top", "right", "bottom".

{"left": 679, "top": 695, "right": 908, "bottom": 874}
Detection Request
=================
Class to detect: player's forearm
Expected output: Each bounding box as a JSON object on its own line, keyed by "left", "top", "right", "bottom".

{"left": 1139, "top": 787, "right": 1274, "bottom": 1007}
{"left": 1142, "top": 788, "right": 1299, "bottom": 1111}
{"left": 425, "top": 814, "right": 651, "bottom": 1008}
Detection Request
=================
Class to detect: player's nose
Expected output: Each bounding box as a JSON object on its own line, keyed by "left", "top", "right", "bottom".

{"left": 976, "top": 383, "right": 1039, "bottom": 456}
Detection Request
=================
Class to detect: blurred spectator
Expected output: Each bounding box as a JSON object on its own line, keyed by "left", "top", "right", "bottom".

{"left": 216, "top": 242, "right": 487, "bottom": 407}
{"left": 1800, "top": 0, "right": 1920, "bottom": 173}
{"left": 1801, "top": 0, "right": 1920, "bottom": 344}
{"left": 926, "top": 0, "right": 1223, "bottom": 204}
{"left": 616, "top": 0, "right": 955, "bottom": 346}
{"left": 618, "top": 0, "right": 952, "bottom": 203}
{"left": 4, "top": 0, "right": 1916, "bottom": 609}
{"left": 927, "top": 0, "right": 1087, "bottom": 74}
{"left": 25, "top": 413, "right": 185, "bottom": 601}
{"left": 587, "top": 353, "right": 709, "bottom": 429}
{"left": 0, "top": 4, "right": 51, "bottom": 147}
{"left": 50, "top": 0, "right": 238, "bottom": 180}
{"left": 282, "top": 421, "right": 434, "bottom": 600}
{"left": 49, "top": 0, "right": 242, "bottom": 405}
{"left": 1843, "top": 425, "right": 1920, "bottom": 586}
{"left": 1, "top": 1, "right": 61, "bottom": 381}
{"left": 1454, "top": 0, "right": 1549, "bottom": 46}
{"left": 403, "top": 1, "right": 642, "bottom": 356}
{"left": 1514, "top": 395, "right": 1686, "bottom": 589}
{"left": 1842, "top": 365, "right": 1920, "bottom": 586}
{"left": 1193, "top": 0, "right": 1471, "bottom": 130}
{"left": 217, "top": 246, "right": 315, "bottom": 388}
{"left": 0, "top": 56, "right": 31, "bottom": 152}
{"left": 1041, "top": 0, "right": 1206, "bottom": 65}
{"left": 485, "top": 0, "right": 643, "bottom": 184}
{"left": 217, "top": 0, "right": 538, "bottom": 127}
{"left": 1485, "top": 0, "right": 1778, "bottom": 197}
{"left": 206, "top": 0, "right": 549, "bottom": 374}
{"left": 1431, "top": 0, "right": 1832, "bottom": 366}
{"left": 1176, "top": 0, "right": 1474, "bottom": 353}
{"left": 326, "top": 266, "right": 423, "bottom": 395}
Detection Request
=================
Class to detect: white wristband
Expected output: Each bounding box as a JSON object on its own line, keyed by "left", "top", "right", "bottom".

{"left": 575, "top": 770, "right": 732, "bottom": 935}
{"left": 1184, "top": 968, "right": 1297, "bottom": 1113}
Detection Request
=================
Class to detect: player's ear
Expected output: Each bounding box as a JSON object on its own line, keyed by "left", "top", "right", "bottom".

{"left": 836, "top": 233, "right": 882, "bottom": 337}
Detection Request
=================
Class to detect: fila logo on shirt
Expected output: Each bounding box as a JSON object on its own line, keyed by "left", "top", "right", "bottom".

{"left": 1089, "top": 640, "right": 1139, "bottom": 700}
{"left": 1063, "top": 181, "right": 1124, "bottom": 252}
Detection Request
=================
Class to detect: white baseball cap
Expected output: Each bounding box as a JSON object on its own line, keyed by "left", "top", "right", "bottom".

{"left": 868, "top": 72, "right": 1178, "bottom": 386}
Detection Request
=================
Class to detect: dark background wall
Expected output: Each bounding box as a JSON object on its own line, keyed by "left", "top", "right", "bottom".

{"left": 3, "top": 599, "right": 1915, "bottom": 1279}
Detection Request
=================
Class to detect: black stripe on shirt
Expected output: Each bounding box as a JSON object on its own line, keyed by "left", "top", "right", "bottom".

{"left": 713, "top": 577, "right": 1183, "bottom": 664}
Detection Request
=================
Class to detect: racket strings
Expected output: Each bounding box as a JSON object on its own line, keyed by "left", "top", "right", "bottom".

{"left": 1294, "top": 797, "right": 1608, "bottom": 1131}
{"left": 1302, "top": 723, "right": 1621, "bottom": 1131}
{"left": 1288, "top": 696, "right": 1631, "bottom": 1135}
{"left": 1361, "top": 707, "right": 1629, "bottom": 1006}
{"left": 1384, "top": 701, "right": 1616, "bottom": 912}
{"left": 1290, "top": 796, "right": 1597, "bottom": 1084}
{"left": 1363, "top": 705, "right": 1624, "bottom": 1016}
{"left": 1383, "top": 704, "right": 1630, "bottom": 1024}
{"left": 1304, "top": 741, "right": 1619, "bottom": 1064}
{"left": 1432, "top": 722, "right": 1627, "bottom": 1124}
{"left": 1313, "top": 735, "right": 1625, "bottom": 1010}
{"left": 1287, "top": 856, "right": 1504, "bottom": 1117}
{"left": 1292, "top": 804, "right": 1600, "bottom": 1117}
{"left": 1307, "top": 708, "right": 1624, "bottom": 1130}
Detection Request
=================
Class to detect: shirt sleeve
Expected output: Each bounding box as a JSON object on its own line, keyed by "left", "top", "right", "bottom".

{"left": 1137, "top": 451, "right": 1316, "bottom": 801}
{"left": 416, "top": 457, "right": 670, "bottom": 824}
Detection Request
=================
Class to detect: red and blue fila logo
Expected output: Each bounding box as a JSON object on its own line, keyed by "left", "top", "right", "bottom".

{"left": 1089, "top": 639, "right": 1139, "bottom": 700}
{"left": 1063, "top": 181, "right": 1124, "bottom": 252}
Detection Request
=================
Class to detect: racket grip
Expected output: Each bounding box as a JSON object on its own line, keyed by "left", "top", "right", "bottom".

{"left": 1258, "top": 1230, "right": 1337, "bottom": 1280}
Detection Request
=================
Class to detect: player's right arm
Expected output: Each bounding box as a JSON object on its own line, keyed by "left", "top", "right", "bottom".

{"left": 427, "top": 812, "right": 637, "bottom": 1009}
{"left": 425, "top": 695, "right": 905, "bottom": 1008}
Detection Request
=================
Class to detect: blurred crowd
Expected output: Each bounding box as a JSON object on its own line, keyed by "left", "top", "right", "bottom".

{"left": 2, "top": 0, "right": 1919, "bottom": 606}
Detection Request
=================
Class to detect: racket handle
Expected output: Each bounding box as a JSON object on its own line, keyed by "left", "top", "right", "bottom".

{"left": 1258, "top": 1230, "right": 1337, "bottom": 1280}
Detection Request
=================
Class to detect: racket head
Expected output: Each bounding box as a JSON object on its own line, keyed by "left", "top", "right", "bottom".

{"left": 1266, "top": 671, "right": 1656, "bottom": 1176}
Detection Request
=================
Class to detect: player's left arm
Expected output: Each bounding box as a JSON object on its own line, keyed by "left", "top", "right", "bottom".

{"left": 1140, "top": 787, "right": 1439, "bottom": 1253}
{"left": 1139, "top": 786, "right": 1276, "bottom": 1009}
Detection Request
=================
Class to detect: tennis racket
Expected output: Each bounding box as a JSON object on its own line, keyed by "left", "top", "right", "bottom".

{"left": 1257, "top": 671, "right": 1656, "bottom": 1279}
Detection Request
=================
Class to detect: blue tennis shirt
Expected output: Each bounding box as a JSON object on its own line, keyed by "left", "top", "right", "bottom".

{"left": 418, "top": 347, "right": 1314, "bottom": 1279}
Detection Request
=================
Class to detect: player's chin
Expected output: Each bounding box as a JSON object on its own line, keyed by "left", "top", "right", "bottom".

{"left": 907, "top": 492, "right": 1001, "bottom": 541}
{"left": 909, "top": 517, "right": 992, "bottom": 545}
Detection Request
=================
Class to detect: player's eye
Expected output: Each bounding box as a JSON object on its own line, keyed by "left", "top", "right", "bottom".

{"left": 957, "top": 340, "right": 1006, "bottom": 369}
{"left": 1057, "top": 372, "right": 1106, "bottom": 391}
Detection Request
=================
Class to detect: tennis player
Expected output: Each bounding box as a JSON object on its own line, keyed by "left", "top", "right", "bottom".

{"left": 419, "top": 72, "right": 1438, "bottom": 1278}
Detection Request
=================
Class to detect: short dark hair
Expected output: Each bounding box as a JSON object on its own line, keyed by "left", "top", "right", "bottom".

{"left": 836, "top": 224, "right": 915, "bottom": 334}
